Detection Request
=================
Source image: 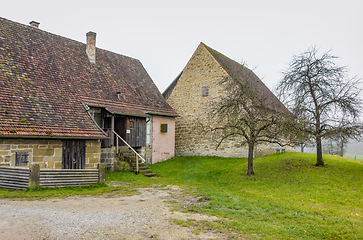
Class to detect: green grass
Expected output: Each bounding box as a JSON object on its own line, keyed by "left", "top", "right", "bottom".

{"left": 344, "top": 154, "right": 363, "bottom": 161}
{"left": 146, "top": 153, "right": 363, "bottom": 239}
{"left": 0, "top": 183, "right": 135, "bottom": 200}
{"left": 0, "top": 152, "right": 362, "bottom": 239}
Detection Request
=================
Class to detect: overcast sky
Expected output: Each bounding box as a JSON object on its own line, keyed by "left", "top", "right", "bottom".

{"left": 1, "top": 0, "right": 362, "bottom": 94}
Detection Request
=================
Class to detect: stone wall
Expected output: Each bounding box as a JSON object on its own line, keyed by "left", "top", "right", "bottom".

{"left": 167, "top": 43, "right": 294, "bottom": 158}
{"left": 0, "top": 138, "right": 101, "bottom": 169}
{"left": 85, "top": 140, "right": 101, "bottom": 169}
{"left": 100, "top": 147, "right": 116, "bottom": 170}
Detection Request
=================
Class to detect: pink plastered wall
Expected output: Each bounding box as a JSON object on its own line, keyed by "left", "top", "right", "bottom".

{"left": 151, "top": 115, "right": 175, "bottom": 163}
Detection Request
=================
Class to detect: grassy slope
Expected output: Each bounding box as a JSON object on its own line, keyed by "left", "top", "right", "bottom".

{"left": 148, "top": 153, "right": 363, "bottom": 239}
{"left": 1, "top": 153, "right": 362, "bottom": 239}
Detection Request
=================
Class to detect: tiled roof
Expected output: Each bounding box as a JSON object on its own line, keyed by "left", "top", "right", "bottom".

{"left": 82, "top": 97, "right": 178, "bottom": 117}
{"left": 0, "top": 123, "right": 105, "bottom": 138}
{"left": 202, "top": 43, "right": 289, "bottom": 114}
{"left": 0, "top": 17, "right": 176, "bottom": 138}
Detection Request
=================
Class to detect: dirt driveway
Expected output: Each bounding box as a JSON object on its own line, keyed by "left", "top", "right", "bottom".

{"left": 0, "top": 185, "right": 226, "bottom": 240}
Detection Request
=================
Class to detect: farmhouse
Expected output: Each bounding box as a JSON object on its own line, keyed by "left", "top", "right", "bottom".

{"left": 0, "top": 17, "right": 177, "bottom": 170}
{"left": 163, "top": 42, "right": 292, "bottom": 158}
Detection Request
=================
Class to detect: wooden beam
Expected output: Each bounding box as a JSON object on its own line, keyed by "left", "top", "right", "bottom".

{"left": 110, "top": 115, "right": 115, "bottom": 146}
{"left": 136, "top": 155, "right": 139, "bottom": 174}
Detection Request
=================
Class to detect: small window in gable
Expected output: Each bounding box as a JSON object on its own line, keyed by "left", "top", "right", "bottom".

{"left": 160, "top": 123, "right": 167, "bottom": 134}
{"left": 16, "top": 152, "right": 29, "bottom": 166}
{"left": 202, "top": 87, "right": 209, "bottom": 97}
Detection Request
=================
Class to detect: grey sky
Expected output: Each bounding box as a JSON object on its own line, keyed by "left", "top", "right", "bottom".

{"left": 1, "top": 0, "right": 362, "bottom": 93}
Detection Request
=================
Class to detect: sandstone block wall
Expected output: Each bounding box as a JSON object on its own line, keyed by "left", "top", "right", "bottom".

{"left": 85, "top": 140, "right": 101, "bottom": 169}
{"left": 167, "top": 43, "right": 294, "bottom": 158}
{"left": 0, "top": 138, "right": 101, "bottom": 169}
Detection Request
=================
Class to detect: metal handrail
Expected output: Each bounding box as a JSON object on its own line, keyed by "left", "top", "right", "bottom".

{"left": 112, "top": 130, "right": 146, "bottom": 163}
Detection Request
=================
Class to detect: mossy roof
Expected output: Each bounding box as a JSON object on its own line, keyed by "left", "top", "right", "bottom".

{"left": 0, "top": 17, "right": 176, "bottom": 138}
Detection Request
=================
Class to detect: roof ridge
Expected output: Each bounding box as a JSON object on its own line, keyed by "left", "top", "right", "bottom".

{"left": 201, "top": 42, "right": 243, "bottom": 68}
{"left": 0, "top": 16, "right": 139, "bottom": 62}
{"left": 200, "top": 43, "right": 289, "bottom": 114}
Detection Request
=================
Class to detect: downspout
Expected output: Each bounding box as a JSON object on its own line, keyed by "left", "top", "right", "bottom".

{"left": 145, "top": 116, "right": 151, "bottom": 163}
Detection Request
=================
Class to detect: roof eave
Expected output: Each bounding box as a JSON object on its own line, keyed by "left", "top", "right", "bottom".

{"left": 0, "top": 135, "right": 108, "bottom": 140}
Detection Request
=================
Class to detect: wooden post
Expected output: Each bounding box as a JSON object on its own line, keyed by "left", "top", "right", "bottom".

{"left": 116, "top": 135, "right": 119, "bottom": 154}
{"left": 98, "top": 163, "right": 105, "bottom": 183}
{"left": 28, "top": 164, "right": 40, "bottom": 189}
{"left": 136, "top": 154, "right": 139, "bottom": 174}
{"left": 110, "top": 116, "right": 115, "bottom": 146}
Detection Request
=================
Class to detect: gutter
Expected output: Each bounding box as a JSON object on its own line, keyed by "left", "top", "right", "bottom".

{"left": 82, "top": 103, "right": 109, "bottom": 137}
{"left": 145, "top": 116, "right": 151, "bottom": 162}
{"left": 0, "top": 135, "right": 106, "bottom": 140}
{"left": 145, "top": 112, "right": 179, "bottom": 117}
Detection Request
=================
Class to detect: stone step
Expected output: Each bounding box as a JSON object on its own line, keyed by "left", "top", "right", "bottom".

{"left": 118, "top": 146, "right": 131, "bottom": 151}
{"left": 130, "top": 162, "right": 146, "bottom": 167}
{"left": 122, "top": 152, "right": 137, "bottom": 158}
{"left": 143, "top": 172, "right": 157, "bottom": 177}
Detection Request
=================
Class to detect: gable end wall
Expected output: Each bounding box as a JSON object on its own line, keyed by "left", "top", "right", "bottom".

{"left": 167, "top": 44, "right": 289, "bottom": 158}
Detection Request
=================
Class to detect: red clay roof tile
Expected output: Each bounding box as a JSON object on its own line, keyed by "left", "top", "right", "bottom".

{"left": 0, "top": 17, "right": 177, "bottom": 138}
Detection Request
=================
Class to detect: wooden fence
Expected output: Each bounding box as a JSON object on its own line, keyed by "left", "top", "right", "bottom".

{"left": 0, "top": 164, "right": 105, "bottom": 190}
{"left": 39, "top": 169, "right": 99, "bottom": 187}
{"left": 0, "top": 166, "right": 29, "bottom": 189}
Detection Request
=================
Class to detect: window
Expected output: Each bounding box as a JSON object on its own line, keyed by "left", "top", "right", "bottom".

{"left": 202, "top": 87, "right": 209, "bottom": 97}
{"left": 129, "top": 121, "right": 134, "bottom": 129}
{"left": 160, "top": 123, "right": 167, "bottom": 134}
{"left": 16, "top": 152, "right": 29, "bottom": 166}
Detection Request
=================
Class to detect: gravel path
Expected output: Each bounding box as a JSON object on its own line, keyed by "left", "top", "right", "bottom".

{"left": 0, "top": 186, "right": 226, "bottom": 239}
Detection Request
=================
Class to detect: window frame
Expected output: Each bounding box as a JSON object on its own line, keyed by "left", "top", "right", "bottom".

{"left": 160, "top": 123, "right": 168, "bottom": 135}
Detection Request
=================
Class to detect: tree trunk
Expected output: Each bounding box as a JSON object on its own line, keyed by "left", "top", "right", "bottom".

{"left": 247, "top": 142, "right": 255, "bottom": 175}
{"left": 316, "top": 136, "right": 324, "bottom": 166}
{"left": 338, "top": 140, "right": 344, "bottom": 157}
{"left": 300, "top": 144, "right": 304, "bottom": 153}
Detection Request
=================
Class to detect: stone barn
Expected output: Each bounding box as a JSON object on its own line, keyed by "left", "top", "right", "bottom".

{"left": 163, "top": 42, "right": 293, "bottom": 158}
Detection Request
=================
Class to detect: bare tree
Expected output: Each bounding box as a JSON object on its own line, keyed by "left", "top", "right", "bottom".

{"left": 277, "top": 46, "right": 363, "bottom": 166}
{"left": 210, "top": 68, "right": 290, "bottom": 175}
{"left": 294, "top": 115, "right": 314, "bottom": 153}
{"left": 325, "top": 119, "right": 363, "bottom": 156}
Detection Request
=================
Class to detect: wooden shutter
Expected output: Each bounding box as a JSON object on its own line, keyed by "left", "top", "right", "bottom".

{"left": 160, "top": 123, "right": 168, "bottom": 134}
{"left": 15, "top": 152, "right": 29, "bottom": 166}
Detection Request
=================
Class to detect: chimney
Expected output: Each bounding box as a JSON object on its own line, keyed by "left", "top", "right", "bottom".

{"left": 29, "top": 21, "right": 40, "bottom": 28}
{"left": 86, "top": 31, "right": 96, "bottom": 63}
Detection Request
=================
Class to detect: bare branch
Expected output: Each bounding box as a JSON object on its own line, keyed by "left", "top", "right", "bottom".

{"left": 277, "top": 46, "right": 363, "bottom": 165}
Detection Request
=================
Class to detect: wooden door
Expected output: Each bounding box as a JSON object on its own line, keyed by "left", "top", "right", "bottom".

{"left": 62, "top": 140, "right": 86, "bottom": 169}
{"left": 126, "top": 117, "right": 146, "bottom": 147}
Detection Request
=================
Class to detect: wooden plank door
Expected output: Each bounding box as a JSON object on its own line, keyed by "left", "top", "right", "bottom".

{"left": 62, "top": 140, "right": 86, "bottom": 169}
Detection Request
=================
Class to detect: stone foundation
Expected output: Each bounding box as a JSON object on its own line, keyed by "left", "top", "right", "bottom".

{"left": 101, "top": 147, "right": 116, "bottom": 170}
{"left": 101, "top": 146, "right": 148, "bottom": 170}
